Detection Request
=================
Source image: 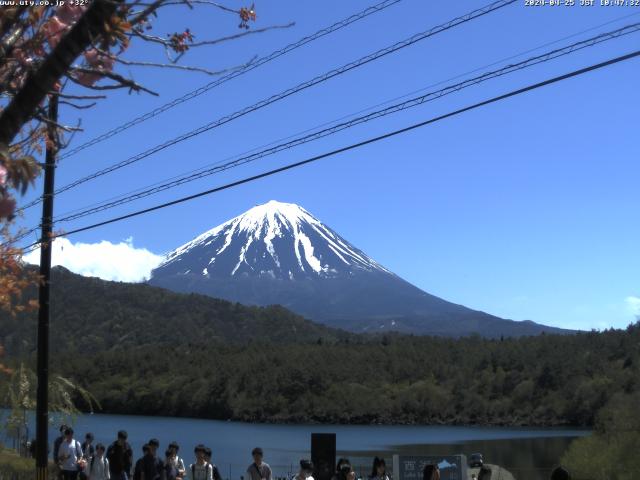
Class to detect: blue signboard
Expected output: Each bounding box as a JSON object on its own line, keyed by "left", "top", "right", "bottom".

{"left": 392, "top": 454, "right": 467, "bottom": 480}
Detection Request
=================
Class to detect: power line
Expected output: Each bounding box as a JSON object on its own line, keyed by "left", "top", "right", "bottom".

{"left": 49, "top": 22, "right": 640, "bottom": 224}
{"left": 50, "top": 11, "right": 640, "bottom": 222}
{"left": 18, "top": 0, "right": 516, "bottom": 213}
{"left": 10, "top": 17, "right": 640, "bottom": 247}
{"left": 15, "top": 0, "right": 403, "bottom": 216}
{"left": 57, "top": 0, "right": 404, "bottom": 161}
{"left": 18, "top": 48, "right": 640, "bottom": 255}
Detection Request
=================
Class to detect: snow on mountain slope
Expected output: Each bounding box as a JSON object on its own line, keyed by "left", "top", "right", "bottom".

{"left": 157, "top": 200, "right": 391, "bottom": 280}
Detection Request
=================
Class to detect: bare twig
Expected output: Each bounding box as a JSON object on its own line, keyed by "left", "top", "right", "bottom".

{"left": 189, "top": 23, "right": 296, "bottom": 47}
{"left": 51, "top": 92, "right": 107, "bottom": 100}
{"left": 137, "top": 0, "right": 238, "bottom": 13}
{"left": 70, "top": 66, "right": 159, "bottom": 95}
{"left": 128, "top": 0, "right": 166, "bottom": 26}
{"left": 59, "top": 100, "right": 98, "bottom": 110}
{"left": 35, "top": 114, "right": 83, "bottom": 133}
{"left": 129, "top": 22, "right": 295, "bottom": 50}
{"left": 112, "top": 54, "right": 257, "bottom": 76}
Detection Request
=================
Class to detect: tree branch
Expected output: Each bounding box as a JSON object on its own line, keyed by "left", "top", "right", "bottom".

{"left": 59, "top": 100, "right": 98, "bottom": 110}
{"left": 68, "top": 67, "right": 159, "bottom": 96}
{"left": 0, "top": 0, "right": 124, "bottom": 146}
{"left": 112, "top": 54, "right": 258, "bottom": 76}
{"left": 188, "top": 23, "right": 295, "bottom": 48}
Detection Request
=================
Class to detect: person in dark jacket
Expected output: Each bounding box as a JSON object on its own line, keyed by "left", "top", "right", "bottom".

{"left": 133, "top": 444, "right": 150, "bottom": 480}
{"left": 82, "top": 432, "right": 96, "bottom": 460}
{"left": 140, "top": 438, "right": 164, "bottom": 480}
{"left": 107, "top": 430, "right": 133, "bottom": 480}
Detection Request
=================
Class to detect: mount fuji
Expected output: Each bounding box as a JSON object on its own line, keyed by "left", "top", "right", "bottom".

{"left": 149, "top": 201, "right": 567, "bottom": 337}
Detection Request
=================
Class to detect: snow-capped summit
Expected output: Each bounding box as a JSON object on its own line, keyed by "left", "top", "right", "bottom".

{"left": 150, "top": 201, "right": 568, "bottom": 338}
{"left": 157, "top": 200, "right": 390, "bottom": 281}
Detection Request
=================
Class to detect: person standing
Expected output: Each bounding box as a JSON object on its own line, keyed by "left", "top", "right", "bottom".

{"left": 85, "top": 443, "right": 110, "bottom": 480}
{"left": 422, "top": 465, "right": 440, "bottom": 480}
{"left": 369, "top": 458, "right": 389, "bottom": 480}
{"left": 292, "top": 460, "right": 314, "bottom": 480}
{"left": 58, "top": 428, "right": 84, "bottom": 480}
{"left": 107, "top": 430, "right": 133, "bottom": 480}
{"left": 332, "top": 459, "right": 354, "bottom": 480}
{"left": 190, "top": 445, "right": 213, "bottom": 480}
{"left": 246, "top": 448, "right": 271, "bottom": 480}
{"left": 82, "top": 433, "right": 96, "bottom": 460}
{"left": 166, "top": 442, "right": 186, "bottom": 479}
{"left": 203, "top": 447, "right": 222, "bottom": 480}
{"left": 133, "top": 445, "right": 150, "bottom": 480}
{"left": 141, "top": 438, "right": 164, "bottom": 480}
{"left": 54, "top": 424, "right": 69, "bottom": 480}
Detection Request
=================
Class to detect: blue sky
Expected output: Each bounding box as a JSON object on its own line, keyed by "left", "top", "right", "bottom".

{"left": 17, "top": 0, "right": 640, "bottom": 330}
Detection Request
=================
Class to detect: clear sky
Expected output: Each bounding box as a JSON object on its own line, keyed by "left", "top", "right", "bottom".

{"left": 17, "top": 0, "right": 640, "bottom": 331}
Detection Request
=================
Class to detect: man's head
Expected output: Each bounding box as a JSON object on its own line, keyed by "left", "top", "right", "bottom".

{"left": 300, "top": 459, "right": 314, "bottom": 477}
{"left": 169, "top": 441, "right": 180, "bottom": 455}
{"left": 85, "top": 432, "right": 94, "bottom": 443}
{"left": 96, "top": 443, "right": 105, "bottom": 457}
{"left": 194, "top": 444, "right": 206, "bottom": 461}
{"left": 252, "top": 447, "right": 264, "bottom": 465}
{"left": 59, "top": 424, "right": 68, "bottom": 435}
{"left": 117, "top": 430, "right": 128, "bottom": 445}
{"left": 148, "top": 438, "right": 160, "bottom": 455}
{"left": 64, "top": 428, "right": 74, "bottom": 442}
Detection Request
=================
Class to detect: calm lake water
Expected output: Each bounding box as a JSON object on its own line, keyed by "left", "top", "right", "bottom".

{"left": 2, "top": 411, "right": 588, "bottom": 480}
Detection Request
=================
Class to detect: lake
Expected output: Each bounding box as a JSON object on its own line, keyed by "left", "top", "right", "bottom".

{"left": 2, "top": 411, "right": 588, "bottom": 480}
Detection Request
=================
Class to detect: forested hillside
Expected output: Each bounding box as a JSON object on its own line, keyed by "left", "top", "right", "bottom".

{"left": 0, "top": 267, "right": 347, "bottom": 354}
{"left": 1, "top": 267, "right": 637, "bottom": 427}
{"left": 37, "top": 324, "right": 640, "bottom": 426}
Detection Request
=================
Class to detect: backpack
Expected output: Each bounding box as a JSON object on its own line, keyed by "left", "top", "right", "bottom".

{"left": 90, "top": 455, "right": 108, "bottom": 473}
{"left": 192, "top": 463, "right": 212, "bottom": 480}
{"left": 166, "top": 461, "right": 179, "bottom": 480}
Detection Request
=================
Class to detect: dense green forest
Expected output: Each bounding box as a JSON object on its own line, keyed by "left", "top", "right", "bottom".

{"left": 1, "top": 267, "right": 638, "bottom": 427}
{"left": 0, "top": 267, "right": 347, "bottom": 354}
{"left": 18, "top": 324, "right": 640, "bottom": 426}
{"left": 562, "top": 392, "right": 640, "bottom": 479}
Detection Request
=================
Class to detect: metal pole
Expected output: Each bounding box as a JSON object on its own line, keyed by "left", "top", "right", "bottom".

{"left": 35, "top": 93, "right": 58, "bottom": 480}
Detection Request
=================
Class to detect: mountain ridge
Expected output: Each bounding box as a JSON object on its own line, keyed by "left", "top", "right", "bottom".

{"left": 150, "top": 201, "right": 571, "bottom": 338}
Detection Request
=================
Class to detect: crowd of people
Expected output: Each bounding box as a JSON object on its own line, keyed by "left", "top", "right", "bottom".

{"left": 51, "top": 425, "right": 285, "bottom": 480}
{"left": 49, "top": 424, "right": 574, "bottom": 480}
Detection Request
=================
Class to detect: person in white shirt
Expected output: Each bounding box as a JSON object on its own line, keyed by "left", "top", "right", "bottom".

{"left": 190, "top": 444, "right": 213, "bottom": 480}
{"left": 58, "top": 427, "right": 84, "bottom": 480}
{"left": 85, "top": 443, "right": 110, "bottom": 480}
{"left": 167, "top": 441, "right": 186, "bottom": 479}
{"left": 292, "top": 459, "right": 314, "bottom": 480}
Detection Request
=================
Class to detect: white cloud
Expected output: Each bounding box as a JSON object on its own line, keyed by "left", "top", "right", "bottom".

{"left": 625, "top": 296, "right": 640, "bottom": 316}
{"left": 24, "top": 237, "right": 164, "bottom": 283}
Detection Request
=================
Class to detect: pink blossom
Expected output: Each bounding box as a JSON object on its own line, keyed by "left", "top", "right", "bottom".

{"left": 84, "top": 49, "right": 115, "bottom": 71}
{"left": 0, "top": 195, "right": 16, "bottom": 220}
{"left": 41, "top": 16, "right": 68, "bottom": 48}
{"left": 78, "top": 49, "right": 115, "bottom": 85}
{"left": 56, "top": 4, "right": 86, "bottom": 25}
{"left": 0, "top": 164, "right": 7, "bottom": 187}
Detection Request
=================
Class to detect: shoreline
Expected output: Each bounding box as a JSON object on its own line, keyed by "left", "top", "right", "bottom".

{"left": 14, "top": 408, "right": 591, "bottom": 433}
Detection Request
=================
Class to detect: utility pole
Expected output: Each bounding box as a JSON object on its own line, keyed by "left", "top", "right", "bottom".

{"left": 35, "top": 93, "right": 58, "bottom": 480}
